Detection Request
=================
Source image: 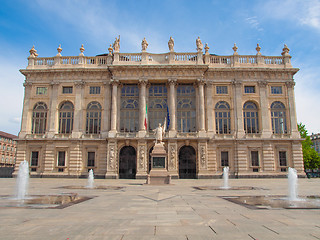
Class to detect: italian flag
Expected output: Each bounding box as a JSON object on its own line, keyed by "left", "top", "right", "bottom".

{"left": 144, "top": 104, "right": 148, "bottom": 130}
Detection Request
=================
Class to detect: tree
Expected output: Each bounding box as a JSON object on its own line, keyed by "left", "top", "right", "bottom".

{"left": 298, "top": 123, "right": 320, "bottom": 169}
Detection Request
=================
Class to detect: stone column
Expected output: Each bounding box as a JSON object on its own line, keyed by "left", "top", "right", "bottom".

{"left": 101, "top": 81, "right": 111, "bottom": 138}
{"left": 109, "top": 79, "right": 119, "bottom": 136}
{"left": 168, "top": 79, "right": 177, "bottom": 137}
{"left": 197, "top": 79, "right": 205, "bottom": 132}
{"left": 259, "top": 81, "right": 272, "bottom": 138}
{"left": 72, "top": 81, "right": 85, "bottom": 138}
{"left": 232, "top": 80, "right": 245, "bottom": 138}
{"left": 19, "top": 82, "right": 32, "bottom": 138}
{"left": 138, "top": 78, "right": 148, "bottom": 136}
{"left": 47, "top": 81, "right": 59, "bottom": 138}
{"left": 206, "top": 82, "right": 214, "bottom": 137}
{"left": 286, "top": 81, "right": 299, "bottom": 138}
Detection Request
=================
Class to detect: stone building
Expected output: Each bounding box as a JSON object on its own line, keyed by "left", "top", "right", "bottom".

{"left": 0, "top": 131, "right": 17, "bottom": 167}
{"left": 15, "top": 37, "right": 304, "bottom": 178}
{"left": 311, "top": 133, "right": 320, "bottom": 154}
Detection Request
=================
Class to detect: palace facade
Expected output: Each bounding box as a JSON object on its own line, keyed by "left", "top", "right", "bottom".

{"left": 15, "top": 37, "right": 304, "bottom": 178}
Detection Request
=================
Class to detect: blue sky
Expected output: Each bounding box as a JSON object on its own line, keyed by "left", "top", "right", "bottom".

{"left": 1, "top": 0, "right": 320, "bottom": 135}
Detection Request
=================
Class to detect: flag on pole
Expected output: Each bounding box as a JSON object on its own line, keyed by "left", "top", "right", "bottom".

{"left": 166, "top": 106, "right": 170, "bottom": 129}
{"left": 144, "top": 103, "right": 148, "bottom": 130}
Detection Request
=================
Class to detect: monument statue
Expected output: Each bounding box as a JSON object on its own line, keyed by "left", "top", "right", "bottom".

{"left": 168, "top": 36, "right": 174, "bottom": 52}
{"left": 141, "top": 37, "right": 148, "bottom": 51}
{"left": 113, "top": 35, "right": 120, "bottom": 52}
{"left": 196, "top": 36, "right": 203, "bottom": 52}
{"left": 153, "top": 123, "right": 165, "bottom": 144}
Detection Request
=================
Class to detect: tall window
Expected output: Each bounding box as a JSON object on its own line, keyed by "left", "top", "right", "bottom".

{"left": 271, "top": 86, "right": 283, "bottom": 94}
{"left": 32, "top": 102, "right": 47, "bottom": 134}
{"left": 243, "top": 101, "right": 259, "bottom": 134}
{"left": 120, "top": 85, "right": 139, "bottom": 132}
{"left": 59, "top": 101, "right": 74, "bottom": 134}
{"left": 87, "top": 152, "right": 95, "bottom": 167}
{"left": 148, "top": 85, "right": 167, "bottom": 131}
{"left": 215, "top": 101, "right": 231, "bottom": 134}
{"left": 271, "top": 101, "right": 287, "bottom": 134}
{"left": 31, "top": 151, "right": 39, "bottom": 171}
{"left": 57, "top": 151, "right": 66, "bottom": 172}
{"left": 86, "top": 102, "right": 101, "bottom": 134}
{"left": 177, "top": 85, "right": 196, "bottom": 132}
{"left": 279, "top": 151, "right": 287, "bottom": 172}
{"left": 221, "top": 151, "right": 229, "bottom": 167}
{"left": 216, "top": 86, "right": 228, "bottom": 94}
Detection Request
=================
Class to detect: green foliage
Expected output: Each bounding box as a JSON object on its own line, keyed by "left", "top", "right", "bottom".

{"left": 298, "top": 123, "right": 320, "bottom": 169}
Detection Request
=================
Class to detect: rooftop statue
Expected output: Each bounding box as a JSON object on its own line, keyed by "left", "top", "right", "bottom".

{"left": 141, "top": 37, "right": 148, "bottom": 51}
{"left": 168, "top": 36, "right": 174, "bottom": 52}
{"left": 113, "top": 35, "right": 120, "bottom": 52}
{"left": 196, "top": 36, "right": 203, "bottom": 52}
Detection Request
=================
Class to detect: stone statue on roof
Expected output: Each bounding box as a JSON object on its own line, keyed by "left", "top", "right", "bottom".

{"left": 141, "top": 37, "right": 148, "bottom": 51}
{"left": 113, "top": 35, "right": 120, "bottom": 52}
{"left": 168, "top": 36, "right": 174, "bottom": 52}
{"left": 196, "top": 36, "right": 203, "bottom": 52}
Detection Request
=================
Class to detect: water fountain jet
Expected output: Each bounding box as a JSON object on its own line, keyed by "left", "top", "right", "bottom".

{"left": 15, "top": 160, "right": 29, "bottom": 200}
{"left": 288, "top": 167, "right": 298, "bottom": 201}
{"left": 221, "top": 167, "right": 230, "bottom": 189}
{"left": 86, "top": 169, "right": 94, "bottom": 189}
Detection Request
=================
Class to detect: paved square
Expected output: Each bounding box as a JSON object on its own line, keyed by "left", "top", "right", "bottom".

{"left": 0, "top": 178, "right": 319, "bottom": 239}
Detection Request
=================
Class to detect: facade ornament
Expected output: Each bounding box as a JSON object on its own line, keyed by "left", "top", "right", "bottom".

{"left": 110, "top": 78, "right": 120, "bottom": 86}
{"left": 282, "top": 44, "right": 290, "bottom": 56}
{"left": 153, "top": 123, "right": 165, "bottom": 144}
{"left": 108, "top": 44, "right": 113, "bottom": 55}
{"left": 168, "top": 36, "right": 174, "bottom": 52}
{"left": 258, "top": 80, "right": 268, "bottom": 88}
{"left": 23, "top": 81, "right": 32, "bottom": 87}
{"left": 204, "top": 43, "right": 209, "bottom": 54}
{"left": 168, "top": 78, "right": 177, "bottom": 86}
{"left": 138, "top": 78, "right": 148, "bottom": 86}
{"left": 232, "top": 79, "right": 242, "bottom": 87}
{"left": 196, "top": 36, "right": 203, "bottom": 52}
{"left": 75, "top": 80, "right": 85, "bottom": 88}
{"left": 109, "top": 146, "right": 115, "bottom": 170}
{"left": 170, "top": 146, "right": 176, "bottom": 168}
{"left": 113, "top": 35, "right": 120, "bottom": 52}
{"left": 79, "top": 44, "right": 85, "bottom": 56}
{"left": 232, "top": 43, "right": 238, "bottom": 54}
{"left": 285, "top": 81, "right": 295, "bottom": 88}
{"left": 256, "top": 44, "right": 261, "bottom": 55}
{"left": 139, "top": 146, "right": 145, "bottom": 169}
{"left": 200, "top": 145, "right": 206, "bottom": 168}
{"left": 56, "top": 44, "right": 62, "bottom": 56}
{"left": 141, "top": 37, "right": 148, "bottom": 52}
{"left": 29, "top": 45, "right": 38, "bottom": 57}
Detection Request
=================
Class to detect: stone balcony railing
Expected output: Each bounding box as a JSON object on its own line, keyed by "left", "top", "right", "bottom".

{"left": 26, "top": 46, "right": 292, "bottom": 70}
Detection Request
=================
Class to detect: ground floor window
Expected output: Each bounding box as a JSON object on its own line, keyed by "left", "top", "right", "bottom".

{"left": 58, "top": 151, "right": 66, "bottom": 172}
{"left": 87, "top": 152, "right": 95, "bottom": 167}
{"left": 251, "top": 151, "right": 259, "bottom": 172}
{"left": 221, "top": 151, "right": 229, "bottom": 167}
{"left": 279, "top": 151, "right": 287, "bottom": 172}
{"left": 31, "top": 151, "right": 39, "bottom": 171}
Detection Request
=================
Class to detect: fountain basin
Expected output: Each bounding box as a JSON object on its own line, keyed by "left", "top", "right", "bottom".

{"left": 194, "top": 186, "right": 265, "bottom": 190}
{"left": 60, "top": 186, "right": 124, "bottom": 190}
{"left": 221, "top": 195, "right": 320, "bottom": 209}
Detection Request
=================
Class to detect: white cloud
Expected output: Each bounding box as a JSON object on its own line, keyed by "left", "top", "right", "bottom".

{"left": 245, "top": 16, "right": 263, "bottom": 31}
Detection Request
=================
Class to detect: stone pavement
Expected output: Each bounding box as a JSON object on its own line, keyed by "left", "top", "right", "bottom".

{"left": 0, "top": 177, "right": 320, "bottom": 240}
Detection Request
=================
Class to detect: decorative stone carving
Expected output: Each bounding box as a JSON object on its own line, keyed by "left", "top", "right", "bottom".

{"left": 232, "top": 43, "right": 238, "bottom": 54}
{"left": 258, "top": 80, "right": 268, "bottom": 88}
{"left": 197, "top": 78, "right": 205, "bottom": 86}
{"left": 141, "top": 38, "right": 148, "bottom": 52}
{"left": 110, "top": 78, "right": 120, "bottom": 86}
{"left": 256, "top": 44, "right": 261, "bottom": 55}
{"left": 108, "top": 45, "right": 113, "bottom": 55}
{"left": 204, "top": 43, "right": 209, "bottom": 54}
{"left": 282, "top": 44, "right": 290, "bottom": 56}
{"left": 139, "top": 146, "right": 145, "bottom": 169}
{"left": 286, "top": 81, "right": 296, "bottom": 88}
{"left": 75, "top": 80, "right": 85, "bottom": 88}
{"left": 232, "top": 79, "right": 242, "bottom": 87}
{"left": 79, "top": 44, "right": 85, "bottom": 56}
{"left": 29, "top": 46, "right": 38, "bottom": 57}
{"left": 56, "top": 44, "right": 62, "bottom": 56}
{"left": 168, "top": 37, "right": 174, "bottom": 52}
{"left": 170, "top": 145, "right": 176, "bottom": 169}
{"left": 109, "top": 146, "right": 115, "bottom": 170}
{"left": 168, "top": 79, "right": 177, "bottom": 86}
{"left": 113, "top": 36, "right": 120, "bottom": 52}
{"left": 200, "top": 145, "right": 206, "bottom": 168}
{"left": 196, "top": 36, "right": 203, "bottom": 52}
{"left": 138, "top": 78, "right": 148, "bottom": 86}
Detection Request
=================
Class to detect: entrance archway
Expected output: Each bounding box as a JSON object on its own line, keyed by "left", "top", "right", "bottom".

{"left": 179, "top": 146, "right": 196, "bottom": 179}
{"left": 119, "top": 146, "right": 136, "bottom": 179}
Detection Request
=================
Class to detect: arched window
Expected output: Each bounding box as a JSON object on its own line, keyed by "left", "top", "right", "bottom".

{"left": 86, "top": 101, "right": 101, "bottom": 134}
{"left": 148, "top": 85, "right": 167, "bottom": 131}
{"left": 120, "top": 85, "right": 139, "bottom": 132}
{"left": 32, "top": 102, "right": 47, "bottom": 134}
{"left": 215, "top": 101, "right": 231, "bottom": 134}
{"left": 243, "top": 101, "right": 259, "bottom": 133}
{"left": 271, "top": 101, "right": 287, "bottom": 134}
{"left": 59, "top": 101, "right": 74, "bottom": 134}
{"left": 177, "top": 85, "right": 196, "bottom": 132}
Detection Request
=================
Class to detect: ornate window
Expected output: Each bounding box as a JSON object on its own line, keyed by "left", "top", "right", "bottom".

{"left": 120, "top": 85, "right": 139, "bottom": 132}
{"left": 177, "top": 85, "right": 196, "bottom": 132}
{"left": 32, "top": 102, "right": 47, "bottom": 134}
{"left": 148, "top": 85, "right": 168, "bottom": 130}
{"left": 86, "top": 102, "right": 101, "bottom": 134}
{"left": 271, "top": 101, "right": 287, "bottom": 134}
{"left": 215, "top": 101, "right": 231, "bottom": 134}
{"left": 58, "top": 101, "right": 74, "bottom": 134}
{"left": 243, "top": 101, "right": 259, "bottom": 133}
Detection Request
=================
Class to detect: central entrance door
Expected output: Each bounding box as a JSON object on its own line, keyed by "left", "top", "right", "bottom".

{"left": 179, "top": 146, "right": 196, "bottom": 179}
{"left": 119, "top": 146, "right": 136, "bottom": 179}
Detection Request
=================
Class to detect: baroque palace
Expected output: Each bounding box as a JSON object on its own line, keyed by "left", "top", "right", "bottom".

{"left": 15, "top": 36, "right": 304, "bottom": 178}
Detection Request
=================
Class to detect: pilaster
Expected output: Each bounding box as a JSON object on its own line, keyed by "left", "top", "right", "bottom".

{"left": 197, "top": 79, "right": 205, "bottom": 132}
{"left": 138, "top": 78, "right": 148, "bottom": 136}
{"left": 72, "top": 81, "right": 85, "bottom": 138}
{"left": 198, "top": 141, "right": 211, "bottom": 178}
{"left": 105, "top": 141, "right": 118, "bottom": 178}
{"left": 109, "top": 78, "right": 119, "bottom": 137}
{"left": 232, "top": 80, "right": 245, "bottom": 138}
{"left": 101, "top": 81, "right": 111, "bottom": 138}
{"left": 19, "top": 82, "right": 32, "bottom": 138}
{"left": 168, "top": 79, "right": 177, "bottom": 137}
{"left": 258, "top": 81, "right": 272, "bottom": 138}
{"left": 136, "top": 141, "right": 148, "bottom": 179}
{"left": 286, "top": 81, "right": 300, "bottom": 138}
{"left": 168, "top": 141, "right": 178, "bottom": 178}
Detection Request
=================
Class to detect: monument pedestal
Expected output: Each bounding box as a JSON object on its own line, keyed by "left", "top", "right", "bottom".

{"left": 146, "top": 142, "right": 171, "bottom": 185}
